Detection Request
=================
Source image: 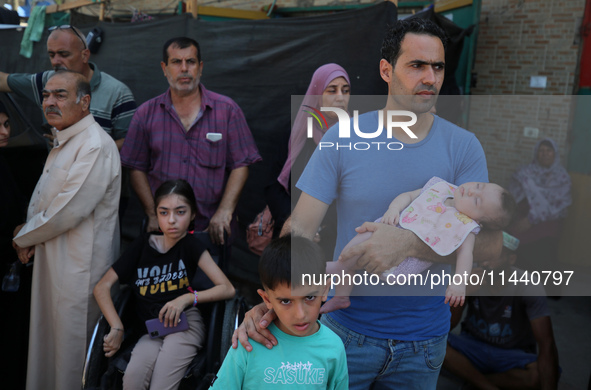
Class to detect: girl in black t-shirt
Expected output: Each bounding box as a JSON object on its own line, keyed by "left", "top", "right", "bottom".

{"left": 94, "top": 179, "right": 235, "bottom": 390}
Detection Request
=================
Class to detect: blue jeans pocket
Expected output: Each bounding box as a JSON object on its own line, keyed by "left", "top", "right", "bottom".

{"left": 423, "top": 334, "right": 447, "bottom": 370}
{"left": 321, "top": 315, "right": 353, "bottom": 348}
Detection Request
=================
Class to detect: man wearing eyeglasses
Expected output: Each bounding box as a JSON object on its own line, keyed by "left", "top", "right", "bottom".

{"left": 0, "top": 25, "right": 136, "bottom": 150}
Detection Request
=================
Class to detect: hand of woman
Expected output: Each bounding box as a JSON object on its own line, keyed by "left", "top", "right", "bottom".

{"left": 159, "top": 294, "right": 192, "bottom": 328}
{"left": 103, "top": 328, "right": 124, "bottom": 357}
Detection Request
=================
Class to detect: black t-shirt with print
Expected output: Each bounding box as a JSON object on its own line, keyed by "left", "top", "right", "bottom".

{"left": 113, "top": 233, "right": 207, "bottom": 325}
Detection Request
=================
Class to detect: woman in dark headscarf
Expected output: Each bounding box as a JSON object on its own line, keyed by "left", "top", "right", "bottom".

{"left": 0, "top": 100, "right": 31, "bottom": 390}
{"left": 0, "top": 101, "right": 21, "bottom": 262}
{"left": 265, "top": 64, "right": 350, "bottom": 254}
{"left": 508, "top": 138, "right": 572, "bottom": 272}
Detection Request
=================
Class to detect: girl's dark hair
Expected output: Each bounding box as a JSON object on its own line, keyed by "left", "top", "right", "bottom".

{"left": 154, "top": 179, "right": 197, "bottom": 229}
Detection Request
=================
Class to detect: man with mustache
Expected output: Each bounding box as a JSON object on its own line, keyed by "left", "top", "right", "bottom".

{"left": 121, "top": 37, "right": 261, "bottom": 246}
{"left": 12, "top": 70, "right": 121, "bottom": 390}
{"left": 0, "top": 25, "right": 136, "bottom": 150}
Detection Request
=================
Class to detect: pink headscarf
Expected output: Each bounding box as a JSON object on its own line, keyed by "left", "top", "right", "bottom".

{"left": 277, "top": 63, "right": 350, "bottom": 192}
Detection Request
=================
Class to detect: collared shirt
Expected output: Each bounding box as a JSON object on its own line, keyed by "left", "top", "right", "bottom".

{"left": 7, "top": 62, "right": 136, "bottom": 140}
{"left": 121, "top": 84, "right": 261, "bottom": 230}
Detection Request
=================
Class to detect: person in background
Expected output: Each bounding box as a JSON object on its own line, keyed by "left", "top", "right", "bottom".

{"left": 0, "top": 101, "right": 31, "bottom": 390}
{"left": 121, "top": 37, "right": 261, "bottom": 246}
{"left": 266, "top": 64, "right": 350, "bottom": 254}
{"left": 507, "top": 138, "right": 571, "bottom": 278}
{"left": 443, "top": 232, "right": 560, "bottom": 390}
{"left": 0, "top": 25, "right": 136, "bottom": 150}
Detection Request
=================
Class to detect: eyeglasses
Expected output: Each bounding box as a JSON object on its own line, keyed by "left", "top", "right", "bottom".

{"left": 48, "top": 25, "right": 87, "bottom": 50}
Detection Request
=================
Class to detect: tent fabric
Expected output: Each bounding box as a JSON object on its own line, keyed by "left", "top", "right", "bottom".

{"left": 0, "top": 93, "right": 47, "bottom": 205}
{"left": 0, "top": 7, "right": 20, "bottom": 25}
{"left": 412, "top": 6, "right": 474, "bottom": 96}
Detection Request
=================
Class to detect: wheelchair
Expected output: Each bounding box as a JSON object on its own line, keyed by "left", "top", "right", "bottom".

{"left": 82, "top": 232, "right": 246, "bottom": 390}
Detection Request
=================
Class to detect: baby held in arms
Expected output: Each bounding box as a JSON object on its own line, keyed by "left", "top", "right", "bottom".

{"left": 322, "top": 176, "right": 516, "bottom": 313}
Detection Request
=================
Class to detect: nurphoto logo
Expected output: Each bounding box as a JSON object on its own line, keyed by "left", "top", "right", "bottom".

{"left": 305, "top": 107, "right": 418, "bottom": 151}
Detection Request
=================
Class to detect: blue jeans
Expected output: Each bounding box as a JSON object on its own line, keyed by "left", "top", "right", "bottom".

{"left": 447, "top": 332, "right": 538, "bottom": 374}
{"left": 321, "top": 314, "right": 446, "bottom": 390}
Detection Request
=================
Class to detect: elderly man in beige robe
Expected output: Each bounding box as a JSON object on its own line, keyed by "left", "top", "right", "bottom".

{"left": 13, "top": 70, "right": 120, "bottom": 390}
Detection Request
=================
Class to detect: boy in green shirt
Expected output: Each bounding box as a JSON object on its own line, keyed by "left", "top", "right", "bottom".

{"left": 211, "top": 235, "right": 348, "bottom": 389}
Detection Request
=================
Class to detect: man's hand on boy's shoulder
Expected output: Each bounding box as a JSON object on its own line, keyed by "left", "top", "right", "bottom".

{"left": 232, "top": 303, "right": 278, "bottom": 351}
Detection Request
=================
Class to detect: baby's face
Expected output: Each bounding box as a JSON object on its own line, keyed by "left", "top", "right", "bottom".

{"left": 453, "top": 182, "right": 504, "bottom": 223}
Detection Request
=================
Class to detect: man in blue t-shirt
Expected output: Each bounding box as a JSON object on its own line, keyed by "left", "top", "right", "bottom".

{"left": 235, "top": 18, "right": 503, "bottom": 389}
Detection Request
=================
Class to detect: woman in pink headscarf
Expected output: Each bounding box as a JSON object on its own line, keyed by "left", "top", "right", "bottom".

{"left": 265, "top": 64, "right": 350, "bottom": 253}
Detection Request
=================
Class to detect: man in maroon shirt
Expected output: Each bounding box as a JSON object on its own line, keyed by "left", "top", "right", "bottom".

{"left": 121, "top": 37, "right": 261, "bottom": 245}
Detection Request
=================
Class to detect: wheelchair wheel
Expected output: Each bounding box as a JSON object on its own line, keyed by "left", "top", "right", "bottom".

{"left": 219, "top": 295, "right": 246, "bottom": 362}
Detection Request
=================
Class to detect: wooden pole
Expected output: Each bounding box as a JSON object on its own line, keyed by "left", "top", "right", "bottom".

{"left": 186, "top": 0, "right": 198, "bottom": 18}
{"left": 99, "top": 2, "right": 105, "bottom": 21}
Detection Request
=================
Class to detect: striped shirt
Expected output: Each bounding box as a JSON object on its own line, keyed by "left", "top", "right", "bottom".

{"left": 7, "top": 62, "right": 136, "bottom": 141}
{"left": 120, "top": 85, "right": 261, "bottom": 230}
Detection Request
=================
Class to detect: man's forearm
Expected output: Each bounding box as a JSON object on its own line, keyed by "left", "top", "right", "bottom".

{"left": 129, "top": 169, "right": 155, "bottom": 215}
{"left": 217, "top": 166, "right": 248, "bottom": 214}
{"left": 285, "top": 192, "right": 330, "bottom": 240}
{"left": 0, "top": 72, "right": 12, "bottom": 93}
{"left": 538, "top": 347, "right": 559, "bottom": 390}
{"left": 531, "top": 317, "right": 559, "bottom": 390}
{"left": 115, "top": 138, "right": 125, "bottom": 151}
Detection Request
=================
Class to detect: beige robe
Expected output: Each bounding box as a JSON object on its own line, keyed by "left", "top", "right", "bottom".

{"left": 14, "top": 114, "right": 121, "bottom": 390}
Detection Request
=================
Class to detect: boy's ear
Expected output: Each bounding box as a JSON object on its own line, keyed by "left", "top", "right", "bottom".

{"left": 320, "top": 285, "right": 329, "bottom": 303}
{"left": 257, "top": 288, "right": 274, "bottom": 310}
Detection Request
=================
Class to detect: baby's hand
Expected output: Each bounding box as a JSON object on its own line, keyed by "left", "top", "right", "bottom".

{"left": 444, "top": 284, "right": 466, "bottom": 307}
{"left": 381, "top": 207, "right": 400, "bottom": 226}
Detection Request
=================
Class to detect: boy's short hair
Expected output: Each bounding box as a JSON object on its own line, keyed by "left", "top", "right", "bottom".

{"left": 258, "top": 235, "right": 326, "bottom": 291}
{"left": 481, "top": 189, "right": 517, "bottom": 230}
